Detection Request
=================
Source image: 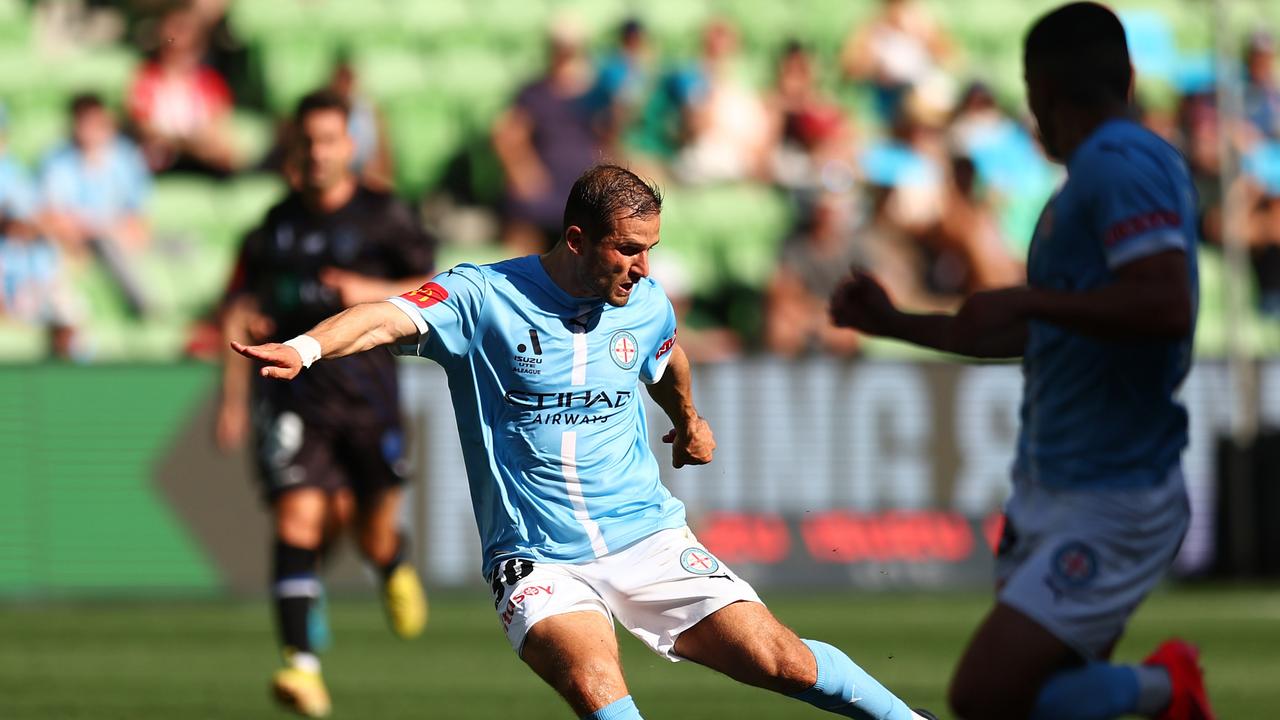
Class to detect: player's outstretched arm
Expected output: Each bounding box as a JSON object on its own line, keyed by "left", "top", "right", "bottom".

{"left": 1018, "top": 249, "right": 1192, "bottom": 339}
{"left": 231, "top": 300, "right": 421, "bottom": 380}
{"left": 646, "top": 343, "right": 715, "bottom": 468}
{"left": 829, "top": 271, "right": 1027, "bottom": 359}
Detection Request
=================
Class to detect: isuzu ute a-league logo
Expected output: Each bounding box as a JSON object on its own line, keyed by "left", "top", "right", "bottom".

{"left": 514, "top": 329, "right": 543, "bottom": 376}
{"left": 680, "top": 548, "right": 720, "bottom": 575}
{"left": 609, "top": 330, "right": 639, "bottom": 370}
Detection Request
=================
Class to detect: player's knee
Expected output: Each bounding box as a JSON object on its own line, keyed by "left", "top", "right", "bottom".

{"left": 559, "top": 661, "right": 625, "bottom": 709}
{"left": 276, "top": 512, "right": 324, "bottom": 548}
{"left": 768, "top": 649, "right": 818, "bottom": 694}
{"left": 752, "top": 636, "right": 817, "bottom": 694}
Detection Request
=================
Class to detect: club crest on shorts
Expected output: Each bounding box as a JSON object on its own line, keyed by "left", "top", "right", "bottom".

{"left": 1051, "top": 541, "right": 1099, "bottom": 587}
{"left": 609, "top": 330, "right": 640, "bottom": 369}
{"left": 680, "top": 547, "right": 720, "bottom": 575}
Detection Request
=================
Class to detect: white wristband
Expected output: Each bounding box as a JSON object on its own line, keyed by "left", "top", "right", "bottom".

{"left": 283, "top": 335, "right": 322, "bottom": 369}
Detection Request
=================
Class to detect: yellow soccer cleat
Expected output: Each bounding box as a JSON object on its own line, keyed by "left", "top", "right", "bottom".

{"left": 383, "top": 563, "right": 428, "bottom": 639}
{"left": 271, "top": 665, "right": 331, "bottom": 718}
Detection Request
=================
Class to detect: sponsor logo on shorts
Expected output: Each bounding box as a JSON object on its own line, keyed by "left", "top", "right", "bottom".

{"left": 500, "top": 583, "right": 554, "bottom": 629}
{"left": 1050, "top": 540, "right": 1099, "bottom": 589}
{"left": 609, "top": 330, "right": 639, "bottom": 370}
{"left": 680, "top": 548, "right": 721, "bottom": 575}
{"left": 400, "top": 282, "right": 449, "bottom": 309}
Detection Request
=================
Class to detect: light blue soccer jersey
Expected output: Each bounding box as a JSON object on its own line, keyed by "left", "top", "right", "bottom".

{"left": 1017, "top": 119, "right": 1198, "bottom": 489}
{"left": 388, "top": 256, "right": 685, "bottom": 576}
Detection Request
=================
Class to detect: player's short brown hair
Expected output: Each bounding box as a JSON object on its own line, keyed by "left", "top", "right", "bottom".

{"left": 294, "top": 89, "right": 350, "bottom": 126}
{"left": 562, "top": 164, "right": 663, "bottom": 243}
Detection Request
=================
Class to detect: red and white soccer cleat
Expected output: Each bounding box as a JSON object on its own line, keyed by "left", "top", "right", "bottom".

{"left": 1144, "top": 638, "right": 1216, "bottom": 720}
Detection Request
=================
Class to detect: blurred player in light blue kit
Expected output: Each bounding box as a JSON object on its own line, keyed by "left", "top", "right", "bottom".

{"left": 831, "top": 4, "right": 1214, "bottom": 720}
{"left": 235, "top": 164, "right": 938, "bottom": 720}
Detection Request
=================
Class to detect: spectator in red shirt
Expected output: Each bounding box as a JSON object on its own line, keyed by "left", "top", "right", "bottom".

{"left": 128, "top": 3, "right": 238, "bottom": 176}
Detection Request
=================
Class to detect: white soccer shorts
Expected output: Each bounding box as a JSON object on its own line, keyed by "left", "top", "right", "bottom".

{"left": 995, "top": 468, "right": 1191, "bottom": 659}
{"left": 488, "top": 526, "right": 763, "bottom": 660}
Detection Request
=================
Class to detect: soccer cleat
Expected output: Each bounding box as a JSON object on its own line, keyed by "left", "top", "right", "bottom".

{"left": 271, "top": 665, "right": 331, "bottom": 718}
{"left": 382, "top": 563, "right": 428, "bottom": 639}
{"left": 1144, "top": 638, "right": 1216, "bottom": 720}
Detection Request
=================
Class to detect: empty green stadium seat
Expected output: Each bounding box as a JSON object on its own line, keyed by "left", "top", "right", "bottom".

{"left": 51, "top": 48, "right": 138, "bottom": 107}
{"left": 149, "top": 175, "right": 222, "bottom": 236}
{"left": 227, "top": 110, "right": 275, "bottom": 170}
{"left": 228, "top": 0, "right": 308, "bottom": 43}
{"left": 220, "top": 173, "right": 286, "bottom": 239}
{"left": 354, "top": 47, "right": 432, "bottom": 103}
{"left": 385, "top": 95, "right": 464, "bottom": 198}
{"left": 0, "top": 0, "right": 29, "bottom": 48}
{"left": 550, "top": 0, "right": 628, "bottom": 41}
{"left": 399, "top": 0, "right": 473, "bottom": 43}
{"left": 256, "top": 39, "right": 336, "bottom": 115}
{"left": 5, "top": 102, "right": 65, "bottom": 165}
{"left": 423, "top": 48, "right": 520, "bottom": 131}
{"left": 0, "top": 321, "right": 45, "bottom": 361}
{"left": 1197, "top": 245, "right": 1226, "bottom": 354}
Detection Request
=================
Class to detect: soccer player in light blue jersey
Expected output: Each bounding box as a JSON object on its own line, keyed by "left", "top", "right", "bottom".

{"left": 235, "top": 164, "right": 937, "bottom": 720}
{"left": 830, "top": 4, "right": 1214, "bottom": 720}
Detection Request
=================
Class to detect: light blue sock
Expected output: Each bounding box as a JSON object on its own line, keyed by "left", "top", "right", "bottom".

{"left": 582, "top": 694, "right": 643, "bottom": 720}
{"left": 1031, "top": 663, "right": 1141, "bottom": 720}
{"left": 791, "top": 639, "right": 915, "bottom": 720}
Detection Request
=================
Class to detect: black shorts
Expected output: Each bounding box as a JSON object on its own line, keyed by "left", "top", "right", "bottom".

{"left": 253, "top": 406, "right": 407, "bottom": 502}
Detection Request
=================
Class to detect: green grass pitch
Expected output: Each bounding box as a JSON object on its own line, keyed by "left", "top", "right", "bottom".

{"left": 1, "top": 586, "right": 1277, "bottom": 719}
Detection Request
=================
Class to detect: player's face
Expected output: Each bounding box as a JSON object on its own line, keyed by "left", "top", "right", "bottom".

{"left": 578, "top": 214, "right": 660, "bottom": 307}
{"left": 295, "top": 109, "right": 354, "bottom": 192}
{"left": 1025, "top": 67, "right": 1063, "bottom": 162}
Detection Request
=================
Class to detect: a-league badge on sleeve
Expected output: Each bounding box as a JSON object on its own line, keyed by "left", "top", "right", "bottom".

{"left": 401, "top": 282, "right": 449, "bottom": 309}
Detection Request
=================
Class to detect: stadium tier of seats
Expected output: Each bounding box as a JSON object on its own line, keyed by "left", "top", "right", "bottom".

{"left": 2, "top": 0, "right": 1279, "bottom": 362}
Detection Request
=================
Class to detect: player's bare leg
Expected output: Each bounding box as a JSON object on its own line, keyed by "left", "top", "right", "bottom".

{"left": 356, "top": 487, "right": 426, "bottom": 638}
{"left": 271, "top": 488, "right": 331, "bottom": 717}
{"left": 674, "top": 600, "right": 816, "bottom": 693}
{"left": 521, "top": 611, "right": 638, "bottom": 719}
{"left": 949, "top": 602, "right": 1078, "bottom": 719}
{"left": 355, "top": 486, "right": 403, "bottom": 566}
{"left": 300, "top": 487, "right": 354, "bottom": 654}
{"left": 277, "top": 487, "right": 328, "bottom": 549}
{"left": 676, "top": 601, "right": 933, "bottom": 719}
{"left": 324, "top": 488, "right": 355, "bottom": 543}
{"left": 950, "top": 602, "right": 1199, "bottom": 720}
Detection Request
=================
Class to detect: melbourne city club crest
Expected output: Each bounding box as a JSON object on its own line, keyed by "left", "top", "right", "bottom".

{"left": 680, "top": 548, "right": 720, "bottom": 575}
{"left": 609, "top": 330, "right": 639, "bottom": 370}
{"left": 1051, "top": 541, "right": 1098, "bottom": 588}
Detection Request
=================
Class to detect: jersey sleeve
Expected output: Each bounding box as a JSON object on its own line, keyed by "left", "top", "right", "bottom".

{"left": 639, "top": 289, "right": 678, "bottom": 385}
{"left": 386, "top": 265, "right": 488, "bottom": 361}
{"left": 1091, "top": 150, "right": 1189, "bottom": 270}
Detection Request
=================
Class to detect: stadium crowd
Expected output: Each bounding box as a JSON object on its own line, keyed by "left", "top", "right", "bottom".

{"left": 1, "top": 0, "right": 1279, "bottom": 362}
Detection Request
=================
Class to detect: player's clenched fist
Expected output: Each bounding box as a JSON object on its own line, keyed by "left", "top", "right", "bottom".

{"left": 662, "top": 416, "right": 715, "bottom": 468}
{"left": 829, "top": 270, "right": 897, "bottom": 336}
{"left": 231, "top": 341, "right": 304, "bottom": 380}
